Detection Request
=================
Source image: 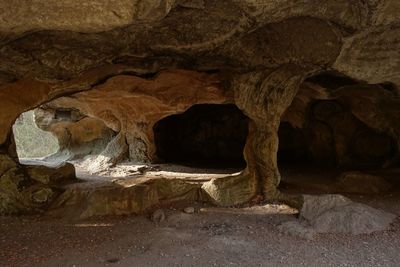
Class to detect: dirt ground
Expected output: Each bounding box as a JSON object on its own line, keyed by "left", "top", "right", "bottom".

{"left": 1, "top": 165, "right": 399, "bottom": 267}
{"left": 0, "top": 194, "right": 399, "bottom": 267}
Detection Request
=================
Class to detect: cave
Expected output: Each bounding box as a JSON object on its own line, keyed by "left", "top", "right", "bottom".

{"left": 153, "top": 104, "right": 248, "bottom": 169}
{"left": 277, "top": 122, "right": 311, "bottom": 167}
{"left": 2, "top": 4, "right": 400, "bottom": 263}
{"left": 12, "top": 107, "right": 116, "bottom": 166}
{"left": 278, "top": 72, "right": 400, "bottom": 195}
{"left": 278, "top": 102, "right": 397, "bottom": 170}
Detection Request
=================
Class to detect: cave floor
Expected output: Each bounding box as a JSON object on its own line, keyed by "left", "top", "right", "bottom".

{"left": 1, "top": 192, "right": 399, "bottom": 267}
{"left": 1, "top": 163, "right": 400, "bottom": 266}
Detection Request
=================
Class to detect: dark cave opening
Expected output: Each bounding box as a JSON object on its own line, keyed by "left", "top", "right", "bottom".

{"left": 278, "top": 100, "right": 399, "bottom": 194}
{"left": 278, "top": 122, "right": 313, "bottom": 167}
{"left": 278, "top": 100, "right": 397, "bottom": 170}
{"left": 278, "top": 71, "right": 400, "bottom": 195}
{"left": 153, "top": 104, "right": 249, "bottom": 169}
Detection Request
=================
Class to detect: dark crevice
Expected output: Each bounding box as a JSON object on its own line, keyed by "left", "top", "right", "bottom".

{"left": 305, "top": 71, "right": 360, "bottom": 90}
{"left": 90, "top": 71, "right": 159, "bottom": 88}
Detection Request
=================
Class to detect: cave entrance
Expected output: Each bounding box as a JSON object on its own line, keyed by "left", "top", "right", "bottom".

{"left": 153, "top": 104, "right": 248, "bottom": 170}
{"left": 13, "top": 110, "right": 60, "bottom": 162}
{"left": 12, "top": 107, "right": 116, "bottom": 168}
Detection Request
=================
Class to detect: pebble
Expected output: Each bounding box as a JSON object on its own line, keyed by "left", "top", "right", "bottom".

{"left": 183, "top": 207, "right": 195, "bottom": 214}
{"left": 150, "top": 209, "right": 166, "bottom": 222}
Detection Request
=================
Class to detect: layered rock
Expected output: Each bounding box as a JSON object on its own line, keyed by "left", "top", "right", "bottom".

{"left": 39, "top": 69, "right": 230, "bottom": 171}
{"left": 0, "top": 1, "right": 399, "bottom": 215}
{"left": 0, "top": 153, "right": 76, "bottom": 214}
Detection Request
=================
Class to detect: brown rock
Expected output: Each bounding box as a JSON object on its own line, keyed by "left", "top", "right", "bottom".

{"left": 337, "top": 171, "right": 392, "bottom": 194}
{"left": 0, "top": 1, "right": 400, "bottom": 216}
{"left": 151, "top": 209, "right": 166, "bottom": 223}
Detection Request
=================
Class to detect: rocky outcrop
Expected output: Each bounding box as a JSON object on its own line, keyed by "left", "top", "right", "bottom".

{"left": 0, "top": 1, "right": 400, "bottom": 215}
{"left": 0, "top": 153, "right": 76, "bottom": 214}
{"left": 279, "top": 195, "right": 396, "bottom": 239}
{"left": 48, "top": 177, "right": 202, "bottom": 219}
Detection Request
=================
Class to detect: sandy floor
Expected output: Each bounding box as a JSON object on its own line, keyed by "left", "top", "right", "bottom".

{"left": 4, "top": 162, "right": 399, "bottom": 267}
{"left": 1, "top": 193, "right": 399, "bottom": 267}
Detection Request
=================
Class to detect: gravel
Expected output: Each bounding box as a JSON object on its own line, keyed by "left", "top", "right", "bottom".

{"left": 0, "top": 194, "right": 399, "bottom": 267}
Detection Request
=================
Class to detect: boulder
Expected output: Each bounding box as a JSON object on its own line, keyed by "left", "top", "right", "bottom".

{"left": 279, "top": 195, "right": 396, "bottom": 239}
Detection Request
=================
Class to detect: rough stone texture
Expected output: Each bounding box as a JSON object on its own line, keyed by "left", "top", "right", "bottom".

{"left": 334, "top": 25, "right": 400, "bottom": 87}
{"left": 336, "top": 171, "right": 392, "bottom": 194}
{"left": 48, "top": 177, "right": 201, "bottom": 219}
{"left": 0, "top": 0, "right": 176, "bottom": 34}
{"left": 279, "top": 195, "right": 397, "bottom": 239}
{"left": 34, "top": 107, "right": 115, "bottom": 161}
{"left": 0, "top": 1, "right": 400, "bottom": 214}
{"left": 79, "top": 133, "right": 129, "bottom": 174}
{"left": 0, "top": 157, "right": 76, "bottom": 214}
{"left": 281, "top": 76, "right": 399, "bottom": 169}
{"left": 25, "top": 163, "right": 75, "bottom": 185}
{"left": 40, "top": 69, "right": 230, "bottom": 171}
{"left": 151, "top": 209, "right": 166, "bottom": 223}
{"left": 302, "top": 195, "right": 396, "bottom": 234}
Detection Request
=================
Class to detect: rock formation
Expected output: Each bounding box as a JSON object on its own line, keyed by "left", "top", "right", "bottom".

{"left": 279, "top": 194, "right": 396, "bottom": 239}
{"left": 0, "top": 1, "right": 399, "bottom": 215}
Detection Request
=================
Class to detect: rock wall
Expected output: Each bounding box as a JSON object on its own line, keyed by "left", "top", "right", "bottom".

{"left": 282, "top": 74, "right": 400, "bottom": 169}
{"left": 39, "top": 70, "right": 230, "bottom": 172}
{"left": 0, "top": 1, "right": 399, "bottom": 214}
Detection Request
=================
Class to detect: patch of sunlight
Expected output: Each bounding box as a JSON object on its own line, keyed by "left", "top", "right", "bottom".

{"left": 13, "top": 110, "right": 59, "bottom": 158}
{"left": 200, "top": 204, "right": 298, "bottom": 215}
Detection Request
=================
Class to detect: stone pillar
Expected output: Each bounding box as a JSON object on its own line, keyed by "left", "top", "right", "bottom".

{"left": 233, "top": 64, "right": 311, "bottom": 200}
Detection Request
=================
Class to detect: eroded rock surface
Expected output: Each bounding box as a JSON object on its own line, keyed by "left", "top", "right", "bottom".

{"left": 279, "top": 195, "right": 396, "bottom": 239}
{"left": 337, "top": 171, "right": 392, "bottom": 194}
{"left": 0, "top": 155, "right": 76, "bottom": 214}
{"left": 0, "top": 1, "right": 400, "bottom": 215}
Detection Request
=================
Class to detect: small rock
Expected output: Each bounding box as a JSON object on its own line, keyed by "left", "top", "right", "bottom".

{"left": 183, "top": 207, "right": 195, "bottom": 214}
{"left": 150, "top": 209, "right": 166, "bottom": 222}
{"left": 105, "top": 257, "right": 119, "bottom": 263}
{"left": 277, "top": 220, "right": 316, "bottom": 240}
{"left": 31, "top": 188, "right": 53, "bottom": 203}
